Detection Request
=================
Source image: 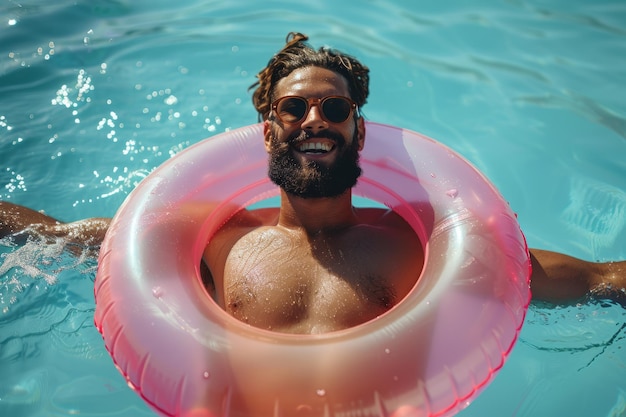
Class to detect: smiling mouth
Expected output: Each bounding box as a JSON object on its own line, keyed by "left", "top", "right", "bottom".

{"left": 297, "top": 140, "right": 335, "bottom": 154}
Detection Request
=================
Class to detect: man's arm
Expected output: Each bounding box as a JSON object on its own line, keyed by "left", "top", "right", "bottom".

{"left": 0, "top": 201, "right": 110, "bottom": 247}
{"left": 529, "top": 248, "right": 626, "bottom": 303}
{"left": 3, "top": 201, "right": 625, "bottom": 303}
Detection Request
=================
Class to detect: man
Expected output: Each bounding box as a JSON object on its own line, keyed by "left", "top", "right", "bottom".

{"left": 1, "top": 33, "right": 624, "bottom": 334}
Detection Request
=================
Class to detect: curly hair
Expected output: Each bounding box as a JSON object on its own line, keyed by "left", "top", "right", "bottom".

{"left": 250, "top": 32, "right": 370, "bottom": 121}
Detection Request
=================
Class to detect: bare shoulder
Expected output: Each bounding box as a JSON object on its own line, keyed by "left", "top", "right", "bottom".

{"left": 203, "top": 207, "right": 279, "bottom": 265}
{"left": 355, "top": 206, "right": 424, "bottom": 264}
{"left": 353, "top": 207, "right": 424, "bottom": 263}
{"left": 351, "top": 207, "right": 424, "bottom": 302}
{"left": 223, "top": 207, "right": 280, "bottom": 229}
{"left": 355, "top": 207, "right": 417, "bottom": 233}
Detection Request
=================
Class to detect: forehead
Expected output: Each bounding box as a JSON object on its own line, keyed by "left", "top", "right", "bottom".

{"left": 274, "top": 66, "right": 350, "bottom": 98}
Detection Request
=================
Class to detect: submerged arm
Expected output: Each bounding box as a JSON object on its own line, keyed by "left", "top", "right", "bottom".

{"left": 0, "top": 201, "right": 110, "bottom": 247}
{"left": 529, "top": 248, "right": 626, "bottom": 303}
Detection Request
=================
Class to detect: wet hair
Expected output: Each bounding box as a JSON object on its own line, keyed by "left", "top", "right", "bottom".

{"left": 250, "top": 32, "right": 370, "bottom": 121}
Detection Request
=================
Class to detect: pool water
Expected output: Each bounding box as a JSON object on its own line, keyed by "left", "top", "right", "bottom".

{"left": 1, "top": 0, "right": 625, "bottom": 416}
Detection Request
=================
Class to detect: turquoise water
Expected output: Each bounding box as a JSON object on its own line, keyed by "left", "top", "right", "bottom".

{"left": 1, "top": 0, "right": 625, "bottom": 416}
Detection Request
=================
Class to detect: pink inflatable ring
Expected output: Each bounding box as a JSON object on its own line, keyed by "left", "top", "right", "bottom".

{"left": 94, "top": 122, "right": 531, "bottom": 417}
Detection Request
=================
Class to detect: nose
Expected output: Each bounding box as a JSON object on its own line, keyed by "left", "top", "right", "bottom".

{"left": 300, "top": 103, "right": 328, "bottom": 133}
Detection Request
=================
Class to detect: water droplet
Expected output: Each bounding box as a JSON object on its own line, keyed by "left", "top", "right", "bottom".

{"left": 316, "top": 389, "right": 326, "bottom": 397}
{"left": 203, "top": 371, "right": 210, "bottom": 379}
{"left": 152, "top": 286, "right": 163, "bottom": 298}
{"left": 446, "top": 189, "right": 458, "bottom": 198}
{"left": 384, "top": 348, "right": 391, "bottom": 354}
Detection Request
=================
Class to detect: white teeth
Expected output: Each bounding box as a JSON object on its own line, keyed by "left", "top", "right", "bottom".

{"left": 298, "top": 142, "right": 332, "bottom": 153}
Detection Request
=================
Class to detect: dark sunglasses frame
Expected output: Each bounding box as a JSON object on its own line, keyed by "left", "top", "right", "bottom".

{"left": 271, "top": 96, "right": 358, "bottom": 124}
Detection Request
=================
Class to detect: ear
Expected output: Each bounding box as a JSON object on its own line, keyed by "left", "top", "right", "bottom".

{"left": 263, "top": 120, "right": 272, "bottom": 152}
{"left": 356, "top": 116, "right": 366, "bottom": 151}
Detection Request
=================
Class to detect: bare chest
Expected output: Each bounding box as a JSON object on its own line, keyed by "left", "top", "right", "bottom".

{"left": 220, "top": 226, "right": 419, "bottom": 333}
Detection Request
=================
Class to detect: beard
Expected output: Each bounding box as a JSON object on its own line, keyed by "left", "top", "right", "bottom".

{"left": 267, "top": 127, "right": 362, "bottom": 199}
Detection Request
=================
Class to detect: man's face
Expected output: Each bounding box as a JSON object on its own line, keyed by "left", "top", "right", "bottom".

{"left": 263, "top": 66, "right": 365, "bottom": 198}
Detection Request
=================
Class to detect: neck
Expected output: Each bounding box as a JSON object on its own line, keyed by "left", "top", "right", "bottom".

{"left": 277, "top": 189, "right": 358, "bottom": 234}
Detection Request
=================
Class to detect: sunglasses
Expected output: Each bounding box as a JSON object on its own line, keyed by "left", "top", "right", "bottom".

{"left": 271, "top": 96, "right": 358, "bottom": 124}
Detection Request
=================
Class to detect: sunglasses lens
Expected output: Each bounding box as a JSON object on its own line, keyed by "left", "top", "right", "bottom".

{"left": 274, "top": 96, "right": 354, "bottom": 124}
{"left": 276, "top": 97, "right": 307, "bottom": 123}
{"left": 322, "top": 97, "right": 352, "bottom": 123}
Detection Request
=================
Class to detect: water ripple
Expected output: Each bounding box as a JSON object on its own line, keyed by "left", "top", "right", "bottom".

{"left": 522, "top": 300, "right": 626, "bottom": 353}
{"left": 534, "top": 7, "right": 626, "bottom": 36}
{"left": 515, "top": 91, "right": 626, "bottom": 139}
